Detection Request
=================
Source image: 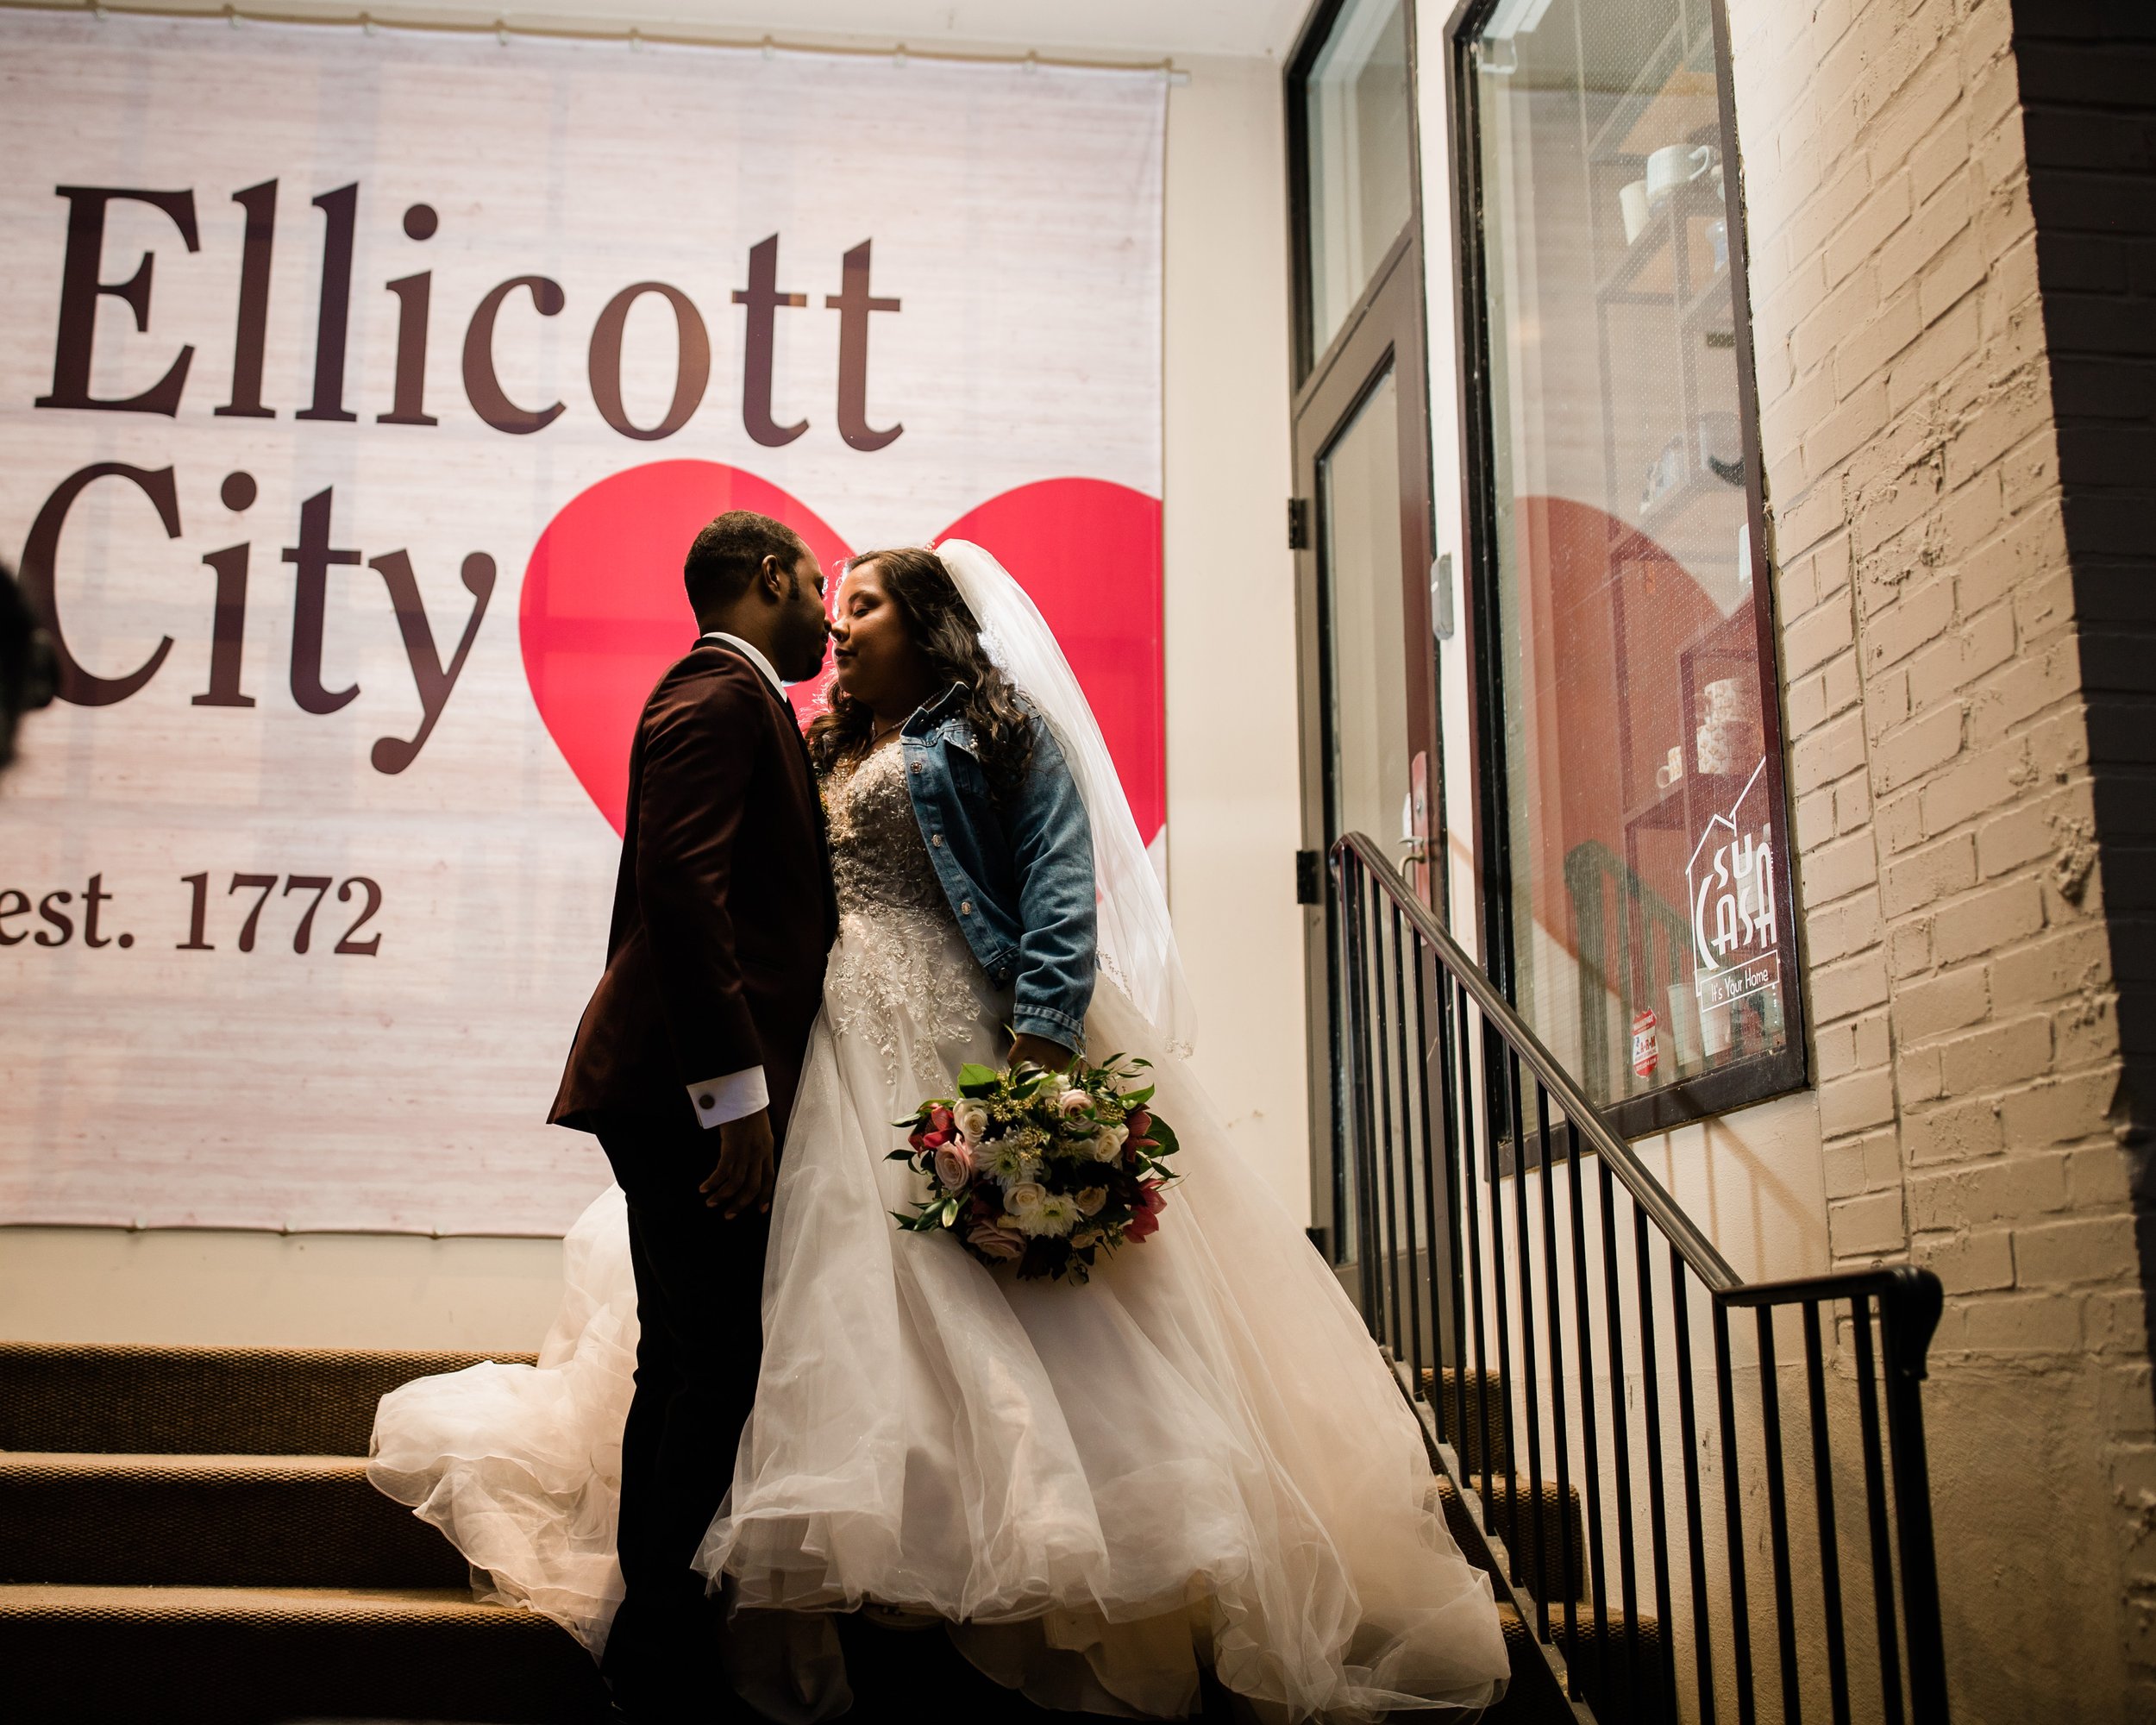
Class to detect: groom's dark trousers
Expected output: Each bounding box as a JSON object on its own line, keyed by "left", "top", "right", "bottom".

{"left": 549, "top": 639, "right": 835, "bottom": 1717}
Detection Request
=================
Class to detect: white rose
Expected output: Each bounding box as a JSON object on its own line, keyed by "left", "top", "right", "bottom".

{"left": 1004, "top": 1181, "right": 1046, "bottom": 1216}
{"left": 1090, "top": 1122, "right": 1130, "bottom": 1162}
{"left": 1076, "top": 1187, "right": 1107, "bottom": 1217}
{"left": 953, "top": 1101, "right": 990, "bottom": 1143}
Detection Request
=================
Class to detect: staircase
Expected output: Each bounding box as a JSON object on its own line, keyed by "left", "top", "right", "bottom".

{"left": 0, "top": 1339, "right": 1608, "bottom": 1723}
{"left": 0, "top": 1342, "right": 609, "bottom": 1724}
{"left": 1329, "top": 832, "right": 1950, "bottom": 1725}
{"left": 1429, "top": 1368, "right": 1667, "bottom": 1724}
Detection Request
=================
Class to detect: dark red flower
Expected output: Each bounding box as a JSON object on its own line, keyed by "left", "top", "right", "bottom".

{"left": 1124, "top": 1182, "right": 1168, "bottom": 1242}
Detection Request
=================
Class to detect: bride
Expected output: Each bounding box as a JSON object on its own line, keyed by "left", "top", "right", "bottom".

{"left": 370, "top": 541, "right": 1510, "bottom": 1721}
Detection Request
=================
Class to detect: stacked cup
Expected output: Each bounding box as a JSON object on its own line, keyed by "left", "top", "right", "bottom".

{"left": 1695, "top": 677, "right": 1757, "bottom": 777}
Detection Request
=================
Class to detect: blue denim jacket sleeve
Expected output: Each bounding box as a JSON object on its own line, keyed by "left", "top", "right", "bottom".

{"left": 1005, "top": 718, "right": 1097, "bottom": 1047}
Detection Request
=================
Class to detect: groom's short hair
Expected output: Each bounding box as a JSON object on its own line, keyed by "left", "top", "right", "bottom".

{"left": 686, "top": 511, "right": 810, "bottom": 611}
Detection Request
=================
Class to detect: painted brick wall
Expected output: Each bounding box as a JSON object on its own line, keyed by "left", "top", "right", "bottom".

{"left": 1725, "top": 0, "right": 2150, "bottom": 1709}
{"left": 2009, "top": 0, "right": 2156, "bottom": 1688}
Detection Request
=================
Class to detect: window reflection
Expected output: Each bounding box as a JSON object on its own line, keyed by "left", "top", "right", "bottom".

{"left": 1305, "top": 0, "right": 1413, "bottom": 360}
{"left": 1320, "top": 366, "right": 1407, "bottom": 1266}
{"left": 1320, "top": 368, "right": 1410, "bottom": 856}
{"left": 1471, "top": 0, "right": 1789, "bottom": 1109}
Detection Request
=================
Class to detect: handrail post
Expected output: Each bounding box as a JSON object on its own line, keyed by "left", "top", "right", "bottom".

{"left": 1881, "top": 1270, "right": 1949, "bottom": 1723}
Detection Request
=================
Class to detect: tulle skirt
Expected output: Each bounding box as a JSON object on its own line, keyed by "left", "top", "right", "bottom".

{"left": 370, "top": 924, "right": 1509, "bottom": 1721}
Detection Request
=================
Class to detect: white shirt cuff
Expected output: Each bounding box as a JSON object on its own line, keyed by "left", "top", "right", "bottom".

{"left": 686, "top": 1066, "right": 768, "bottom": 1129}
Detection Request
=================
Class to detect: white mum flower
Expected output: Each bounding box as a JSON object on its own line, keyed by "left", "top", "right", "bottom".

{"left": 981, "top": 1138, "right": 1034, "bottom": 1182}
{"left": 1016, "top": 1193, "right": 1081, "bottom": 1238}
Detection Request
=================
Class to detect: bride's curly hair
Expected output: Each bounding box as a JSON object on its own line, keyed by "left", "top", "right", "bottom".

{"left": 806, "top": 546, "right": 1036, "bottom": 801}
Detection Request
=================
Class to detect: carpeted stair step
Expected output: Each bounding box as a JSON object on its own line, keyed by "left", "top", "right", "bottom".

{"left": 0, "top": 1343, "right": 535, "bottom": 1457}
{"left": 0, "top": 1453, "right": 469, "bottom": 1589}
{"left": 1418, "top": 1365, "right": 1511, "bottom": 1473}
{"left": 1487, "top": 1602, "right": 1672, "bottom": 1724}
{"left": 0, "top": 1583, "right": 609, "bottom": 1724}
{"left": 1437, "top": 1471, "right": 1584, "bottom": 1603}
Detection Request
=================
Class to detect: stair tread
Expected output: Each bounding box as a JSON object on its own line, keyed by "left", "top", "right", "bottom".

{"left": 0, "top": 1342, "right": 537, "bottom": 1370}
{"left": 0, "top": 1582, "right": 549, "bottom": 1623}
{"left": 0, "top": 1451, "right": 367, "bottom": 1475}
{"left": 0, "top": 1342, "right": 536, "bottom": 1457}
{"left": 1437, "top": 1471, "right": 1578, "bottom": 1501}
{"left": 0, "top": 1582, "right": 608, "bottom": 1724}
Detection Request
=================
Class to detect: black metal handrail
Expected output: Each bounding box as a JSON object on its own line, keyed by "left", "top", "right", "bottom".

{"left": 1330, "top": 832, "right": 1950, "bottom": 1724}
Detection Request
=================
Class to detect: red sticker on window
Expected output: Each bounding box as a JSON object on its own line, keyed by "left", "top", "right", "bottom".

{"left": 1632, "top": 1009, "right": 1659, "bottom": 1079}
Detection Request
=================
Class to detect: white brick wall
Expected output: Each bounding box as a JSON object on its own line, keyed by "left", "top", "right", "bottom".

{"left": 1727, "top": 0, "right": 2149, "bottom": 1708}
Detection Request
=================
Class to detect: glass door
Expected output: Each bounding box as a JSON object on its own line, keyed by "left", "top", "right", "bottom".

{"left": 1319, "top": 367, "right": 1415, "bottom": 876}
{"left": 1288, "top": 0, "right": 1436, "bottom": 1272}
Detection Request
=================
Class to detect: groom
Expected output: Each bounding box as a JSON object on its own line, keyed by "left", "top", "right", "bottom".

{"left": 549, "top": 510, "right": 837, "bottom": 1720}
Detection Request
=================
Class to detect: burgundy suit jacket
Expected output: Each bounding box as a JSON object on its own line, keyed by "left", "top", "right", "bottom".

{"left": 549, "top": 639, "right": 837, "bottom": 1138}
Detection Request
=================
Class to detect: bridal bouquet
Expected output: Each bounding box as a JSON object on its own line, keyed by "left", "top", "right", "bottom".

{"left": 891, "top": 1056, "right": 1181, "bottom": 1283}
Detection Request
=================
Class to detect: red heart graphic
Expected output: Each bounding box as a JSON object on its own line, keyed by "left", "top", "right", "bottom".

{"left": 519, "top": 461, "right": 1163, "bottom": 845}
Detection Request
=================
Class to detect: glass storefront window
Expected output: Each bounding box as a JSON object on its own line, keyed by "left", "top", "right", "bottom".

{"left": 1304, "top": 0, "right": 1413, "bottom": 361}
{"left": 1464, "top": 0, "right": 1800, "bottom": 1120}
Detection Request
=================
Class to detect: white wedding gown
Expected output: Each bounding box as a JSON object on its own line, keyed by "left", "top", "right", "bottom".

{"left": 371, "top": 743, "right": 1509, "bottom": 1721}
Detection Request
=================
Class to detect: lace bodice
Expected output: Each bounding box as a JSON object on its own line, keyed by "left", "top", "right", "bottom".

{"left": 820, "top": 744, "right": 988, "bottom": 1078}
{"left": 825, "top": 743, "right": 952, "bottom": 926}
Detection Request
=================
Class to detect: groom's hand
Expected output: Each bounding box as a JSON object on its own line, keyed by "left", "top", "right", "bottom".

{"left": 700, "top": 1107, "right": 776, "bottom": 1218}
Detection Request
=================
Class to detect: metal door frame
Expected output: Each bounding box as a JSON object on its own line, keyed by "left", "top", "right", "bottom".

{"left": 1287, "top": 0, "right": 1444, "bottom": 1266}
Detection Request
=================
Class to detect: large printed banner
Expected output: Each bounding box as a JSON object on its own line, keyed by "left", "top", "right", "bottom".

{"left": 0, "top": 13, "right": 1165, "bottom": 1234}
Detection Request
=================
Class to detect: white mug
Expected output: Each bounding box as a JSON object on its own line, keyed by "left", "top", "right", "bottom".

{"left": 1620, "top": 179, "right": 1650, "bottom": 245}
{"left": 1646, "top": 142, "right": 1715, "bottom": 204}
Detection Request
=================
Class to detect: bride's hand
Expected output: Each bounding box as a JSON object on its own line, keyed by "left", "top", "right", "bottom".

{"left": 1008, "top": 1032, "right": 1074, "bottom": 1073}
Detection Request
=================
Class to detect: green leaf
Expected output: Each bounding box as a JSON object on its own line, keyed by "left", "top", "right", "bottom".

{"left": 956, "top": 1063, "right": 1000, "bottom": 1095}
{"left": 1145, "top": 1119, "right": 1181, "bottom": 1158}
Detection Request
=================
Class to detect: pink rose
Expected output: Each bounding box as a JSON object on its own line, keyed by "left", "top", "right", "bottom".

{"left": 967, "top": 1223, "right": 1025, "bottom": 1262}
{"left": 935, "top": 1141, "right": 974, "bottom": 1190}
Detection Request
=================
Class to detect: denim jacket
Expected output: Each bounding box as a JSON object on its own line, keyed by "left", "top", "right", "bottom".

{"left": 897, "top": 684, "right": 1096, "bottom": 1048}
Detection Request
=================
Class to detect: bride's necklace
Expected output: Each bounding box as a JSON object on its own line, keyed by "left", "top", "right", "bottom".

{"left": 868, "top": 716, "right": 906, "bottom": 750}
